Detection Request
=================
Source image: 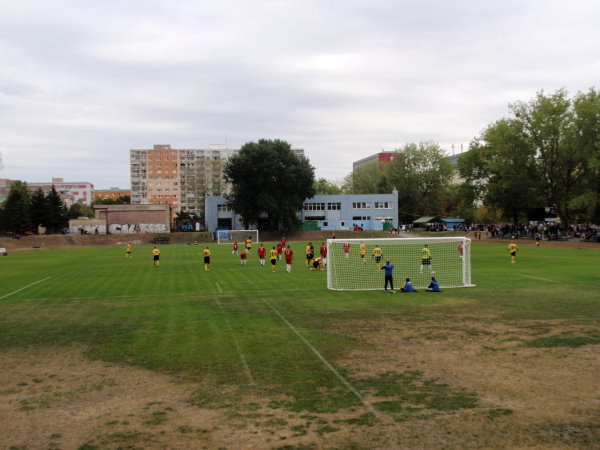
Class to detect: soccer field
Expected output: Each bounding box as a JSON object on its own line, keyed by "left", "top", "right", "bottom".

{"left": 0, "top": 241, "right": 599, "bottom": 448}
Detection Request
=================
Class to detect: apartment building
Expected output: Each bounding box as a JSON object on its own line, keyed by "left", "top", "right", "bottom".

{"left": 0, "top": 177, "right": 94, "bottom": 206}
{"left": 130, "top": 144, "right": 306, "bottom": 224}
{"left": 130, "top": 144, "right": 237, "bottom": 222}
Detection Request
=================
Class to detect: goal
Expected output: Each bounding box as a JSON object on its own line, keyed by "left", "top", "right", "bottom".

{"left": 216, "top": 229, "right": 259, "bottom": 245}
{"left": 327, "top": 237, "right": 474, "bottom": 291}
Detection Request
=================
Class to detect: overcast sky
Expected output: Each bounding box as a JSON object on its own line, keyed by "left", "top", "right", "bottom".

{"left": 1, "top": 0, "right": 598, "bottom": 189}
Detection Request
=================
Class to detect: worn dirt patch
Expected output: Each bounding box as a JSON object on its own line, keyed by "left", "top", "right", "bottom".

{"left": 336, "top": 317, "right": 600, "bottom": 444}
{"left": 2, "top": 330, "right": 599, "bottom": 449}
{"left": 0, "top": 346, "right": 407, "bottom": 449}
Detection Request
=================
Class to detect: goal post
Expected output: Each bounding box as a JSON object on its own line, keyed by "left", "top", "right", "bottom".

{"left": 216, "top": 229, "right": 259, "bottom": 245}
{"left": 327, "top": 237, "right": 475, "bottom": 291}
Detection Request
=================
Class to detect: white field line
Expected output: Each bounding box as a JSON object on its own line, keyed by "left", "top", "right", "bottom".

{"left": 216, "top": 282, "right": 223, "bottom": 293}
{"left": 214, "top": 297, "right": 256, "bottom": 386}
{"left": 0, "top": 277, "right": 52, "bottom": 301}
{"left": 520, "top": 274, "right": 556, "bottom": 282}
{"left": 262, "top": 298, "right": 381, "bottom": 420}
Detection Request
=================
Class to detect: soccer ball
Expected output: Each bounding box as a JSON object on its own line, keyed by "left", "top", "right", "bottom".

{"left": 431, "top": 271, "right": 436, "bottom": 275}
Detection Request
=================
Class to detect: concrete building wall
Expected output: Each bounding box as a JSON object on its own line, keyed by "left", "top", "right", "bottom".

{"left": 93, "top": 204, "right": 171, "bottom": 234}
{"left": 205, "top": 193, "right": 398, "bottom": 231}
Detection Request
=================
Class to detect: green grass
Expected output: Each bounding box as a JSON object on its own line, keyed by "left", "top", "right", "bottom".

{"left": 0, "top": 240, "right": 598, "bottom": 419}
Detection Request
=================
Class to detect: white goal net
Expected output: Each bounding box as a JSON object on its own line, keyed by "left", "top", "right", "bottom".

{"left": 327, "top": 237, "right": 474, "bottom": 291}
{"left": 216, "top": 229, "right": 259, "bottom": 246}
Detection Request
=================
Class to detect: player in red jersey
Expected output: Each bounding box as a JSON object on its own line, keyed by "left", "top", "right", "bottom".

{"left": 343, "top": 241, "right": 350, "bottom": 258}
{"left": 319, "top": 242, "right": 327, "bottom": 265}
{"left": 281, "top": 236, "right": 287, "bottom": 249}
{"left": 240, "top": 251, "right": 247, "bottom": 265}
{"left": 276, "top": 242, "right": 283, "bottom": 260}
{"left": 284, "top": 245, "right": 294, "bottom": 273}
{"left": 232, "top": 240, "right": 239, "bottom": 255}
{"left": 458, "top": 242, "right": 464, "bottom": 259}
{"left": 257, "top": 243, "right": 267, "bottom": 267}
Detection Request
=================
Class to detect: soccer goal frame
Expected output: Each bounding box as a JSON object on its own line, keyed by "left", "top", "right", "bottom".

{"left": 216, "top": 229, "right": 259, "bottom": 245}
{"left": 327, "top": 237, "right": 475, "bottom": 291}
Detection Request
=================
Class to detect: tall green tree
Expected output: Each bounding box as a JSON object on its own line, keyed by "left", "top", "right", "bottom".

{"left": 470, "top": 119, "right": 542, "bottom": 223}
{"left": 1, "top": 181, "right": 32, "bottom": 234}
{"left": 30, "top": 188, "right": 49, "bottom": 230}
{"left": 511, "top": 89, "right": 588, "bottom": 225}
{"left": 386, "top": 142, "right": 453, "bottom": 222}
{"left": 569, "top": 88, "right": 600, "bottom": 222}
{"left": 44, "top": 186, "right": 68, "bottom": 233}
{"left": 223, "top": 139, "right": 315, "bottom": 229}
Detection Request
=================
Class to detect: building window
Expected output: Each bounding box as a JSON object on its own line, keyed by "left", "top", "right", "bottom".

{"left": 375, "top": 202, "right": 392, "bottom": 209}
{"left": 305, "top": 216, "right": 325, "bottom": 221}
{"left": 303, "top": 202, "right": 325, "bottom": 211}
{"left": 352, "top": 216, "right": 371, "bottom": 221}
{"left": 217, "top": 204, "right": 232, "bottom": 212}
{"left": 327, "top": 203, "right": 341, "bottom": 210}
{"left": 352, "top": 202, "right": 371, "bottom": 209}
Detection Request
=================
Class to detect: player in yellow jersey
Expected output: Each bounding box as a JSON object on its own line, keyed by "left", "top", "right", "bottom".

{"left": 508, "top": 240, "right": 519, "bottom": 263}
{"left": 125, "top": 243, "right": 132, "bottom": 258}
{"left": 372, "top": 245, "right": 383, "bottom": 269}
{"left": 152, "top": 246, "right": 160, "bottom": 267}
{"left": 203, "top": 247, "right": 211, "bottom": 271}
{"left": 359, "top": 242, "right": 367, "bottom": 264}
{"left": 305, "top": 242, "right": 314, "bottom": 268}
{"left": 269, "top": 246, "right": 278, "bottom": 272}
{"left": 419, "top": 244, "right": 433, "bottom": 274}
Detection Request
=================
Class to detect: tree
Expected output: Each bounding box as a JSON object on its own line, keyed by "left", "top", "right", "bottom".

{"left": 569, "top": 88, "right": 600, "bottom": 223}
{"left": 68, "top": 201, "right": 95, "bottom": 220}
{"left": 44, "top": 186, "right": 68, "bottom": 233}
{"left": 223, "top": 139, "right": 315, "bottom": 229}
{"left": 93, "top": 196, "right": 130, "bottom": 205}
{"left": 341, "top": 164, "right": 391, "bottom": 194}
{"left": 30, "top": 188, "right": 49, "bottom": 231}
{"left": 460, "top": 88, "right": 599, "bottom": 225}
{"left": 313, "top": 177, "right": 342, "bottom": 195}
{"left": 1, "top": 181, "right": 32, "bottom": 234}
{"left": 511, "top": 89, "right": 589, "bottom": 226}
{"left": 386, "top": 142, "right": 453, "bottom": 222}
{"left": 465, "top": 119, "right": 542, "bottom": 223}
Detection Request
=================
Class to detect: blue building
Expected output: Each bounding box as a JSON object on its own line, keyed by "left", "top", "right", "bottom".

{"left": 205, "top": 192, "right": 399, "bottom": 231}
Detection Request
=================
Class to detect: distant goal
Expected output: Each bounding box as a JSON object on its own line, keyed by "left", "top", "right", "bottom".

{"left": 327, "top": 237, "right": 475, "bottom": 291}
{"left": 216, "top": 229, "right": 259, "bottom": 245}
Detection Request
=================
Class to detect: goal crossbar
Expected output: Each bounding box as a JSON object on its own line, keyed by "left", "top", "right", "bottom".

{"left": 327, "top": 237, "right": 475, "bottom": 291}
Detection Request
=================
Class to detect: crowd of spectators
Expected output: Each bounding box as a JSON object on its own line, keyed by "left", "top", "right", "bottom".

{"left": 390, "top": 221, "right": 599, "bottom": 241}
{"left": 469, "top": 223, "right": 599, "bottom": 241}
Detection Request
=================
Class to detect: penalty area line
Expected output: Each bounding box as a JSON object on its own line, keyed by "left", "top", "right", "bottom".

{"left": 0, "top": 276, "right": 52, "bottom": 301}
{"left": 214, "top": 297, "right": 256, "bottom": 386}
{"left": 262, "top": 298, "right": 381, "bottom": 420}
{"left": 215, "top": 282, "right": 224, "bottom": 293}
{"left": 520, "top": 274, "right": 556, "bottom": 282}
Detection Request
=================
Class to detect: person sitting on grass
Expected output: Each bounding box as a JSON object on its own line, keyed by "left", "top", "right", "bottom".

{"left": 426, "top": 277, "right": 441, "bottom": 292}
{"left": 311, "top": 256, "right": 324, "bottom": 271}
{"left": 401, "top": 278, "right": 417, "bottom": 292}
